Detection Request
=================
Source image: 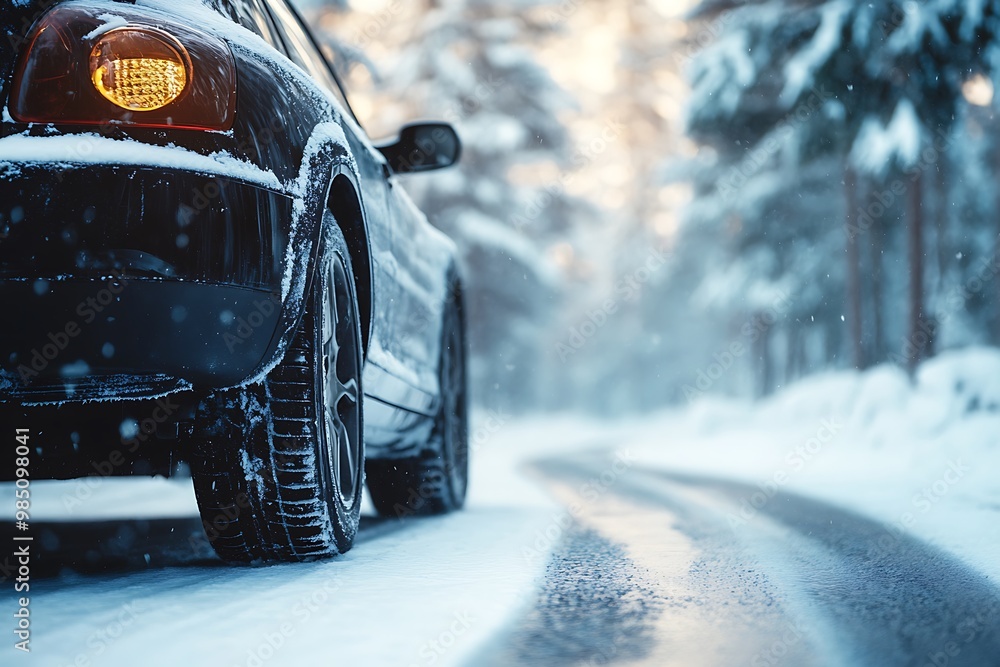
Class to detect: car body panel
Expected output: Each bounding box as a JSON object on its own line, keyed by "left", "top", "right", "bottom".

{"left": 0, "top": 0, "right": 459, "bottom": 465}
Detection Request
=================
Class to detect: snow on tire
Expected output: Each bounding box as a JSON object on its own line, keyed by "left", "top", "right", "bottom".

{"left": 190, "top": 217, "right": 364, "bottom": 563}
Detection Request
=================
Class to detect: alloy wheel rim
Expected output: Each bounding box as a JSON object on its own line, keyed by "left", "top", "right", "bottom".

{"left": 321, "top": 253, "right": 362, "bottom": 508}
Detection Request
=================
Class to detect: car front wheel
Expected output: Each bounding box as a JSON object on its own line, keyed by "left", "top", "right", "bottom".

{"left": 190, "top": 217, "right": 364, "bottom": 563}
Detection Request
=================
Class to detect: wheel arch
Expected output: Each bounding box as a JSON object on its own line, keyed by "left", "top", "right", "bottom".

{"left": 221, "top": 134, "right": 374, "bottom": 390}
{"left": 325, "top": 172, "right": 373, "bottom": 358}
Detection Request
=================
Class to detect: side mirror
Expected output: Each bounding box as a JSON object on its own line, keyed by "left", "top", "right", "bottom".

{"left": 377, "top": 123, "right": 461, "bottom": 174}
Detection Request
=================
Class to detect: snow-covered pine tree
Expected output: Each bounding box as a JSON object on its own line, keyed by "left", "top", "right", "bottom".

{"left": 683, "top": 0, "right": 1000, "bottom": 386}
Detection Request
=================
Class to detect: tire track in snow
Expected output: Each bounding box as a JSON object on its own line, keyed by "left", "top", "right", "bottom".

{"left": 476, "top": 455, "right": 825, "bottom": 667}
{"left": 501, "top": 452, "right": 1000, "bottom": 667}
{"left": 640, "top": 469, "right": 1000, "bottom": 667}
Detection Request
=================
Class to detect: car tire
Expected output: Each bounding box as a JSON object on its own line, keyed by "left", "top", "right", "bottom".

{"left": 366, "top": 276, "right": 469, "bottom": 518}
{"left": 190, "top": 216, "right": 364, "bottom": 563}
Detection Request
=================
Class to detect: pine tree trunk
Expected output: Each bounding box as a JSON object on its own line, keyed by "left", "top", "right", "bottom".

{"left": 934, "top": 165, "right": 949, "bottom": 294}
{"left": 754, "top": 313, "right": 773, "bottom": 397}
{"left": 845, "top": 166, "right": 865, "bottom": 369}
{"left": 994, "top": 138, "right": 1000, "bottom": 346}
{"left": 869, "top": 211, "right": 884, "bottom": 361}
{"left": 785, "top": 323, "right": 802, "bottom": 382}
{"left": 906, "top": 169, "right": 928, "bottom": 375}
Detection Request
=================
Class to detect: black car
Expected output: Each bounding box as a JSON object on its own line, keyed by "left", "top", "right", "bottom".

{"left": 0, "top": 0, "right": 469, "bottom": 563}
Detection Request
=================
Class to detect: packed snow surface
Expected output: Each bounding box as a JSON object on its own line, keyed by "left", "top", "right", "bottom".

{"left": 2, "top": 348, "right": 998, "bottom": 664}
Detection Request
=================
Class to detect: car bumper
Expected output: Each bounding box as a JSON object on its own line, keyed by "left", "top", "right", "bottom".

{"left": 0, "top": 165, "right": 295, "bottom": 400}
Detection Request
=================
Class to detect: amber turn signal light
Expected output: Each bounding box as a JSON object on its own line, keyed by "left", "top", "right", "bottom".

{"left": 9, "top": 4, "right": 236, "bottom": 130}
{"left": 90, "top": 28, "right": 191, "bottom": 112}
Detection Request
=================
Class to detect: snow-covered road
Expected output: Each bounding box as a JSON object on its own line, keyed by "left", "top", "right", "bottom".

{"left": 6, "top": 446, "right": 998, "bottom": 667}
{"left": 1, "top": 504, "right": 552, "bottom": 667}
{"left": 4, "top": 351, "right": 1000, "bottom": 666}
{"left": 481, "top": 453, "right": 1000, "bottom": 666}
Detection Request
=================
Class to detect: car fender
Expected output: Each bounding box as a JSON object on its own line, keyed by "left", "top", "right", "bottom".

{"left": 228, "top": 125, "right": 371, "bottom": 390}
